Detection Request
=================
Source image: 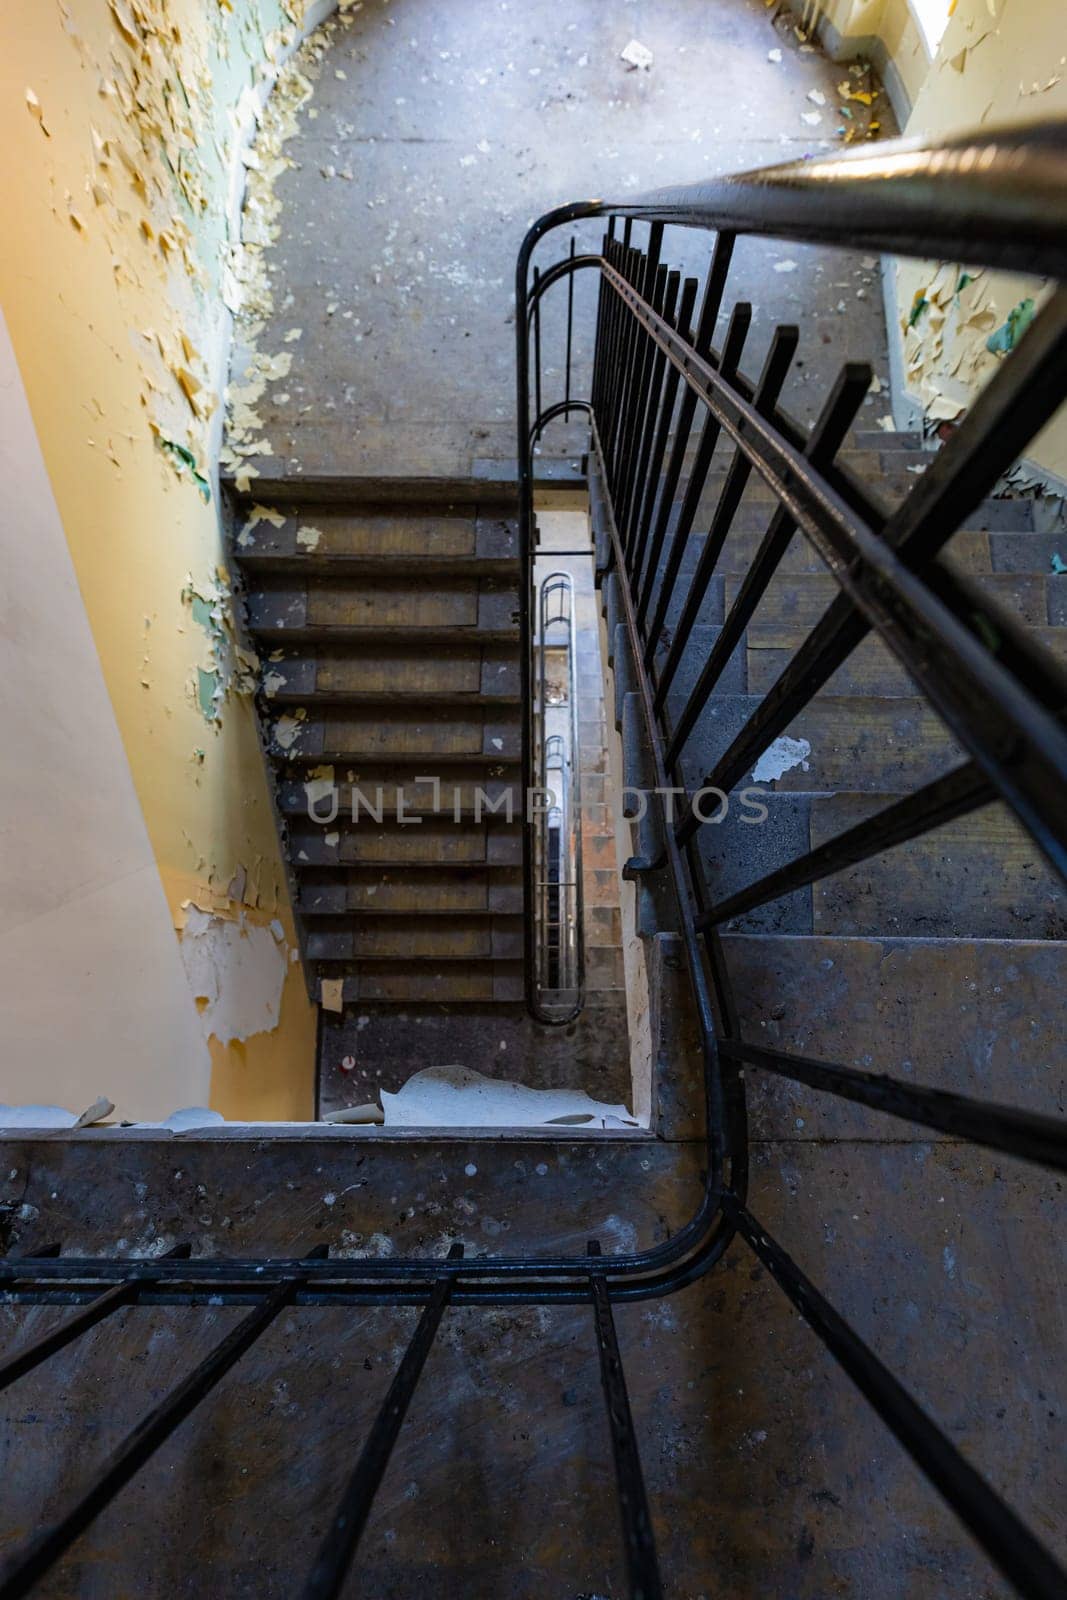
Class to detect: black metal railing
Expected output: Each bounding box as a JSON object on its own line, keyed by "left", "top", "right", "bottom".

{"left": 514, "top": 117, "right": 1067, "bottom": 1600}
{"left": 2, "top": 119, "right": 1066, "bottom": 1600}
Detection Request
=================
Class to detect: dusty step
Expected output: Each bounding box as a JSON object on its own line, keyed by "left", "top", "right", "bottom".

{"left": 747, "top": 622, "right": 1067, "bottom": 697}
{"left": 727, "top": 570, "right": 1051, "bottom": 630}
{"left": 852, "top": 430, "right": 925, "bottom": 451}
{"left": 678, "top": 525, "right": 1057, "bottom": 581}
{"left": 266, "top": 704, "right": 520, "bottom": 762}
{"left": 234, "top": 505, "right": 518, "bottom": 574}
{"left": 655, "top": 496, "right": 1036, "bottom": 553}
{"left": 691, "top": 790, "right": 1065, "bottom": 939}
{"left": 810, "top": 793, "right": 1066, "bottom": 940}
{"left": 719, "top": 933, "right": 1066, "bottom": 1139}
{"left": 289, "top": 815, "right": 521, "bottom": 868}
{"left": 278, "top": 770, "right": 521, "bottom": 822}
{"left": 260, "top": 644, "right": 520, "bottom": 704}
{"left": 244, "top": 577, "right": 520, "bottom": 642}
{"left": 297, "top": 866, "right": 523, "bottom": 916}
{"left": 306, "top": 915, "right": 523, "bottom": 962}
{"left": 325, "top": 963, "right": 525, "bottom": 1005}
{"left": 673, "top": 693, "right": 961, "bottom": 793}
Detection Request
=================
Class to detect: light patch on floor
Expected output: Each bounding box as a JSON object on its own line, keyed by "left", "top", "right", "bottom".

{"left": 752, "top": 735, "right": 812, "bottom": 783}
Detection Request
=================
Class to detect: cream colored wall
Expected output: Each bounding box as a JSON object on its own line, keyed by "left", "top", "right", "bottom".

{"left": 0, "top": 1, "right": 350, "bottom": 1119}
{"left": 1, "top": 307, "right": 211, "bottom": 1121}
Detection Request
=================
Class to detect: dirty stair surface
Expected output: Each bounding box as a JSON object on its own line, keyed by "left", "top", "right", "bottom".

{"left": 606, "top": 428, "right": 1067, "bottom": 1078}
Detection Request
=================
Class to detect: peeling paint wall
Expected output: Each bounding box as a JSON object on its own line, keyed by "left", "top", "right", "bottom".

{"left": 891, "top": 0, "right": 1067, "bottom": 484}
{"left": 0, "top": 1, "right": 354, "bottom": 1118}
{"left": 798, "top": 0, "right": 1067, "bottom": 482}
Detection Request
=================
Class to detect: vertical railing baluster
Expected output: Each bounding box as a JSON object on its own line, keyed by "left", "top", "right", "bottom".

{"left": 643, "top": 301, "right": 752, "bottom": 672}
{"left": 565, "top": 234, "right": 576, "bottom": 412}
{"left": 624, "top": 268, "right": 680, "bottom": 568}
{"left": 635, "top": 231, "right": 735, "bottom": 634}
{"left": 655, "top": 324, "right": 799, "bottom": 715}
{"left": 532, "top": 264, "right": 543, "bottom": 440}
{"left": 588, "top": 1243, "right": 662, "bottom": 1600}
{"left": 303, "top": 1244, "right": 464, "bottom": 1600}
{"left": 668, "top": 363, "right": 870, "bottom": 788}
{"left": 609, "top": 244, "right": 649, "bottom": 493}
{"left": 0, "top": 1247, "right": 330, "bottom": 1600}
{"left": 615, "top": 224, "right": 665, "bottom": 537}
{"left": 590, "top": 229, "right": 613, "bottom": 423}
{"left": 631, "top": 274, "right": 698, "bottom": 599}
{"left": 620, "top": 262, "right": 670, "bottom": 552}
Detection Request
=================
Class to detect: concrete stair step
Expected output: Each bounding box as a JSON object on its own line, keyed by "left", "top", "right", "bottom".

{"left": 719, "top": 932, "right": 1066, "bottom": 1139}
{"left": 673, "top": 693, "right": 962, "bottom": 793}
{"left": 663, "top": 490, "right": 1035, "bottom": 535}
{"left": 327, "top": 963, "right": 525, "bottom": 1004}
{"left": 234, "top": 505, "right": 518, "bottom": 575}
{"left": 278, "top": 771, "right": 521, "bottom": 821}
{"left": 245, "top": 577, "right": 520, "bottom": 643}
{"left": 747, "top": 622, "right": 1067, "bottom": 697}
{"left": 260, "top": 644, "right": 520, "bottom": 705}
{"left": 266, "top": 704, "right": 520, "bottom": 762}
{"left": 307, "top": 915, "right": 523, "bottom": 962}
{"left": 290, "top": 816, "right": 521, "bottom": 868}
{"left": 297, "top": 866, "right": 523, "bottom": 916}
{"left": 727, "top": 570, "right": 1051, "bottom": 630}
{"left": 675, "top": 524, "right": 1056, "bottom": 580}
{"left": 694, "top": 790, "right": 1065, "bottom": 939}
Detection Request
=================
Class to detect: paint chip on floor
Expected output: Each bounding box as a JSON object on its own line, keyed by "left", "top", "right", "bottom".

{"left": 751, "top": 736, "right": 812, "bottom": 783}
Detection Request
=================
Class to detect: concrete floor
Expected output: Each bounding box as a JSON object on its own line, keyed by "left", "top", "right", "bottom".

{"left": 237, "top": 0, "right": 896, "bottom": 485}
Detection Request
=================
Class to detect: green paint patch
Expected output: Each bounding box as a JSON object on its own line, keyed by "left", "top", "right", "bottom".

{"left": 986, "top": 298, "right": 1036, "bottom": 356}
{"left": 157, "top": 436, "right": 211, "bottom": 502}
{"left": 1051, "top": 553, "right": 1067, "bottom": 576}
{"left": 197, "top": 667, "right": 221, "bottom": 721}
{"left": 908, "top": 291, "right": 929, "bottom": 328}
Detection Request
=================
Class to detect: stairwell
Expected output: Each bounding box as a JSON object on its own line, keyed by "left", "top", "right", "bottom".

{"left": 1, "top": 3, "right": 1064, "bottom": 1597}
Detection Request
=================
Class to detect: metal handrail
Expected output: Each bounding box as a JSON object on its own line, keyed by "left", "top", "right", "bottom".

{"left": 513, "top": 115, "right": 1067, "bottom": 1600}
{"left": 534, "top": 573, "right": 585, "bottom": 1019}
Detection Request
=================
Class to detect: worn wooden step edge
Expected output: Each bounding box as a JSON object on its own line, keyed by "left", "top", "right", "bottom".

{"left": 223, "top": 472, "right": 521, "bottom": 509}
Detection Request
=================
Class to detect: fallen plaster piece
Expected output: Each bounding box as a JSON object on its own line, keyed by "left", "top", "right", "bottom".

{"left": 179, "top": 907, "right": 287, "bottom": 1045}
{"left": 620, "top": 39, "right": 653, "bottom": 71}
{"left": 380, "top": 1064, "right": 639, "bottom": 1129}
{"left": 751, "top": 736, "right": 812, "bottom": 783}
{"left": 323, "top": 1104, "right": 385, "bottom": 1124}
{"left": 72, "top": 1097, "right": 116, "bottom": 1130}
{"left": 0, "top": 1104, "right": 223, "bottom": 1131}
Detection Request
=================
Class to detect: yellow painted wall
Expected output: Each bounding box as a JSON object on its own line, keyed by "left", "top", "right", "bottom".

{"left": 0, "top": 1, "right": 339, "bottom": 1118}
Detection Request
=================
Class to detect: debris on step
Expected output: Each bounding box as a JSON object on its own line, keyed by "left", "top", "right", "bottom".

{"left": 620, "top": 39, "right": 654, "bottom": 71}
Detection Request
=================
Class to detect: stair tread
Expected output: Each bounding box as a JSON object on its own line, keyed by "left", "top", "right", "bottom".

{"left": 245, "top": 577, "right": 520, "bottom": 643}
{"left": 235, "top": 506, "right": 519, "bottom": 573}
{"left": 260, "top": 645, "right": 520, "bottom": 705}
{"left": 692, "top": 789, "right": 1064, "bottom": 939}
{"left": 673, "top": 693, "right": 963, "bottom": 793}
{"left": 720, "top": 931, "right": 1066, "bottom": 1137}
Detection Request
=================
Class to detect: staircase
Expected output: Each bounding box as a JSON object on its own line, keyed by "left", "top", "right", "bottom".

{"left": 231, "top": 482, "right": 634, "bottom": 1112}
